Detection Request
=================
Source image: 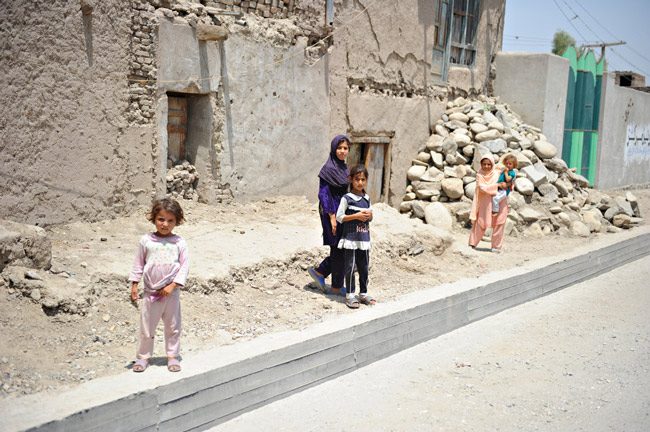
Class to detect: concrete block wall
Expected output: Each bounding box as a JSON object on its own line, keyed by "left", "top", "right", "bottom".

{"left": 493, "top": 52, "right": 569, "bottom": 152}
{"left": 8, "top": 230, "right": 649, "bottom": 432}
{"left": 596, "top": 73, "right": 650, "bottom": 188}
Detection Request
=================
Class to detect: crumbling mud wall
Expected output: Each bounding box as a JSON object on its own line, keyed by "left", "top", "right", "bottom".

{"left": 0, "top": 0, "right": 506, "bottom": 223}
{"left": 327, "top": 0, "right": 506, "bottom": 206}
{"left": 0, "top": 0, "right": 156, "bottom": 226}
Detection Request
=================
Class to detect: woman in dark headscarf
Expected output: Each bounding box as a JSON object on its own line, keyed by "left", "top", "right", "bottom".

{"left": 308, "top": 135, "right": 350, "bottom": 295}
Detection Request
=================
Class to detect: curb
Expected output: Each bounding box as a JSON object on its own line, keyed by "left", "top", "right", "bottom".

{"left": 6, "top": 231, "right": 650, "bottom": 432}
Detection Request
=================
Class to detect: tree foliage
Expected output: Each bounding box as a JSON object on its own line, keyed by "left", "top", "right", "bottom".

{"left": 552, "top": 30, "right": 576, "bottom": 55}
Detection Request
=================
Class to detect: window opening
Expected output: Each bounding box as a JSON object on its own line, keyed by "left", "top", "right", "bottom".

{"left": 449, "top": 0, "right": 479, "bottom": 66}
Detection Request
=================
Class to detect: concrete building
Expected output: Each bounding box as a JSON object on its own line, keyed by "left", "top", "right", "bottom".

{"left": 1, "top": 0, "right": 505, "bottom": 225}
{"left": 494, "top": 51, "right": 650, "bottom": 189}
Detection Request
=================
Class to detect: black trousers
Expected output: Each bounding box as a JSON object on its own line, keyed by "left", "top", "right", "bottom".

{"left": 316, "top": 246, "right": 345, "bottom": 289}
{"left": 343, "top": 249, "right": 369, "bottom": 295}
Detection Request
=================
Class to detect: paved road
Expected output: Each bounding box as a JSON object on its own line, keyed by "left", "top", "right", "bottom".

{"left": 210, "top": 255, "right": 650, "bottom": 432}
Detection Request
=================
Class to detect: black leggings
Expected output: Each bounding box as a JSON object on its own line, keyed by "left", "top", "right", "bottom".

{"left": 343, "top": 249, "right": 369, "bottom": 295}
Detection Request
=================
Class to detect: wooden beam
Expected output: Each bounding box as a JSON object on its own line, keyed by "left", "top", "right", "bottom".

{"left": 196, "top": 24, "right": 229, "bottom": 41}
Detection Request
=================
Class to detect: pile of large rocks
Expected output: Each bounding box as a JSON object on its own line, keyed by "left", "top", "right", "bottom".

{"left": 166, "top": 161, "right": 199, "bottom": 201}
{"left": 400, "top": 96, "right": 643, "bottom": 237}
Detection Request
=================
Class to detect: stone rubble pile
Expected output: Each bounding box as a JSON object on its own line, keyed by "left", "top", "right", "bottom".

{"left": 400, "top": 96, "right": 643, "bottom": 237}
{"left": 166, "top": 161, "right": 199, "bottom": 201}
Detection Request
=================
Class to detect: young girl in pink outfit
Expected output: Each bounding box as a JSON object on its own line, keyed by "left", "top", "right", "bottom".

{"left": 129, "top": 198, "right": 189, "bottom": 372}
{"left": 469, "top": 154, "right": 510, "bottom": 253}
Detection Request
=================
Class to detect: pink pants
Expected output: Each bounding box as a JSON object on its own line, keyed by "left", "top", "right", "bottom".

{"left": 469, "top": 220, "right": 506, "bottom": 250}
{"left": 137, "top": 289, "right": 181, "bottom": 359}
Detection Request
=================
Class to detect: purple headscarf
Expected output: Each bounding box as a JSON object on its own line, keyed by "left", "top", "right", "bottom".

{"left": 318, "top": 134, "right": 350, "bottom": 188}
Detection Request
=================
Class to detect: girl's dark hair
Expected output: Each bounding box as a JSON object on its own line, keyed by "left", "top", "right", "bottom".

{"left": 349, "top": 164, "right": 368, "bottom": 179}
{"left": 147, "top": 197, "right": 185, "bottom": 225}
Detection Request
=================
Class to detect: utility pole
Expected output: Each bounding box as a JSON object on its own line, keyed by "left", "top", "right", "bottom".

{"left": 581, "top": 40, "right": 626, "bottom": 59}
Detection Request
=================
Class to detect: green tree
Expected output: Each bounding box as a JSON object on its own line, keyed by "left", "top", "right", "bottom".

{"left": 552, "top": 30, "right": 576, "bottom": 55}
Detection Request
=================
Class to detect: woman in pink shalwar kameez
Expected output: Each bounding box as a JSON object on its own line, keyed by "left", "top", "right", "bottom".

{"left": 469, "top": 155, "right": 509, "bottom": 252}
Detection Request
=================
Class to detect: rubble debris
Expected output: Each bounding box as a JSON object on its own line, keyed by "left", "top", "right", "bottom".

{"left": 400, "top": 97, "right": 643, "bottom": 236}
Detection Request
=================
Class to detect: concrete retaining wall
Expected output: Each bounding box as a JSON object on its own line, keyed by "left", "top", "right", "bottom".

{"left": 6, "top": 230, "right": 649, "bottom": 432}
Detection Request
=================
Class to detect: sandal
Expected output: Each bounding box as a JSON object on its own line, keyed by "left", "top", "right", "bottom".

{"left": 328, "top": 287, "right": 346, "bottom": 297}
{"left": 358, "top": 295, "right": 376, "bottom": 306}
{"left": 167, "top": 357, "right": 181, "bottom": 372}
{"left": 345, "top": 296, "right": 360, "bottom": 309}
{"left": 132, "top": 358, "right": 148, "bottom": 373}
{"left": 308, "top": 267, "right": 326, "bottom": 292}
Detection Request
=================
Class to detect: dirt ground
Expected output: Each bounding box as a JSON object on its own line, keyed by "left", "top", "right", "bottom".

{"left": 0, "top": 188, "right": 648, "bottom": 399}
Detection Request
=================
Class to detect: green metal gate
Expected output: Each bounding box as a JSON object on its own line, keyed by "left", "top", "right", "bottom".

{"left": 561, "top": 46, "right": 605, "bottom": 185}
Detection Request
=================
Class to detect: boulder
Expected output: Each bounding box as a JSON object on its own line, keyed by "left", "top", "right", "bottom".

{"left": 434, "top": 124, "right": 449, "bottom": 137}
{"left": 452, "top": 133, "right": 472, "bottom": 147}
{"left": 514, "top": 177, "right": 535, "bottom": 195}
{"left": 532, "top": 140, "right": 558, "bottom": 159}
{"left": 521, "top": 165, "right": 548, "bottom": 187}
{"left": 420, "top": 167, "right": 444, "bottom": 183}
{"left": 441, "top": 178, "right": 465, "bottom": 200}
{"left": 487, "top": 120, "right": 505, "bottom": 132}
{"left": 556, "top": 212, "right": 572, "bottom": 227}
{"left": 464, "top": 181, "right": 476, "bottom": 199}
{"left": 475, "top": 129, "right": 502, "bottom": 142}
{"left": 519, "top": 206, "right": 545, "bottom": 223}
{"left": 524, "top": 222, "right": 544, "bottom": 238}
{"left": 553, "top": 178, "right": 573, "bottom": 197}
{"left": 570, "top": 220, "right": 591, "bottom": 237}
{"left": 424, "top": 202, "right": 453, "bottom": 230}
{"left": 402, "top": 192, "right": 416, "bottom": 201}
{"left": 614, "top": 196, "right": 635, "bottom": 217}
{"left": 430, "top": 151, "right": 444, "bottom": 169}
{"left": 416, "top": 151, "right": 431, "bottom": 163}
{"left": 566, "top": 170, "right": 589, "bottom": 187}
{"left": 399, "top": 201, "right": 413, "bottom": 213}
{"left": 442, "top": 138, "right": 458, "bottom": 156}
{"left": 507, "top": 191, "right": 526, "bottom": 210}
{"left": 411, "top": 200, "right": 427, "bottom": 219}
{"left": 515, "top": 152, "right": 532, "bottom": 168}
{"left": 534, "top": 161, "right": 557, "bottom": 183}
{"left": 449, "top": 112, "right": 470, "bottom": 123}
{"left": 0, "top": 220, "right": 52, "bottom": 271}
{"left": 537, "top": 183, "right": 559, "bottom": 202}
{"left": 521, "top": 149, "right": 539, "bottom": 164}
{"left": 545, "top": 157, "right": 568, "bottom": 173}
{"left": 413, "top": 181, "right": 442, "bottom": 200}
{"left": 612, "top": 213, "right": 632, "bottom": 229}
{"left": 462, "top": 145, "right": 475, "bottom": 158}
{"left": 626, "top": 191, "right": 641, "bottom": 217}
{"left": 483, "top": 138, "right": 507, "bottom": 154}
{"left": 426, "top": 134, "right": 445, "bottom": 152}
{"left": 407, "top": 165, "right": 427, "bottom": 181}
{"left": 470, "top": 123, "right": 488, "bottom": 134}
{"left": 581, "top": 208, "right": 603, "bottom": 232}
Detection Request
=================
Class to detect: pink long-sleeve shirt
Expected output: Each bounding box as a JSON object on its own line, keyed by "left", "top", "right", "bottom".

{"left": 128, "top": 233, "right": 189, "bottom": 293}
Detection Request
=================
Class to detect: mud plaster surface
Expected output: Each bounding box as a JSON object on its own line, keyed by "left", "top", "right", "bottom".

{"left": 0, "top": 189, "right": 648, "bottom": 399}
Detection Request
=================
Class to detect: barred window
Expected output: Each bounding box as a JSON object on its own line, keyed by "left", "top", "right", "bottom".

{"left": 450, "top": 0, "right": 479, "bottom": 66}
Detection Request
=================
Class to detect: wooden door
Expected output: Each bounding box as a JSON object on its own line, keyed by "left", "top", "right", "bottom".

{"left": 364, "top": 143, "right": 386, "bottom": 203}
{"left": 167, "top": 96, "right": 188, "bottom": 163}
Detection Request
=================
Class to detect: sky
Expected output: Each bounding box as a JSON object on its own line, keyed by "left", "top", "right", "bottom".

{"left": 502, "top": 0, "right": 650, "bottom": 77}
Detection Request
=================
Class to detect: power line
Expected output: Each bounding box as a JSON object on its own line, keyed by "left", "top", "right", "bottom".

{"left": 552, "top": 0, "right": 650, "bottom": 76}
{"left": 552, "top": 0, "right": 590, "bottom": 43}
{"left": 573, "top": 0, "right": 650, "bottom": 66}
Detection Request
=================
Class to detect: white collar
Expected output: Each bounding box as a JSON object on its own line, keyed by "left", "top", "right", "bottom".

{"left": 346, "top": 192, "right": 369, "bottom": 201}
